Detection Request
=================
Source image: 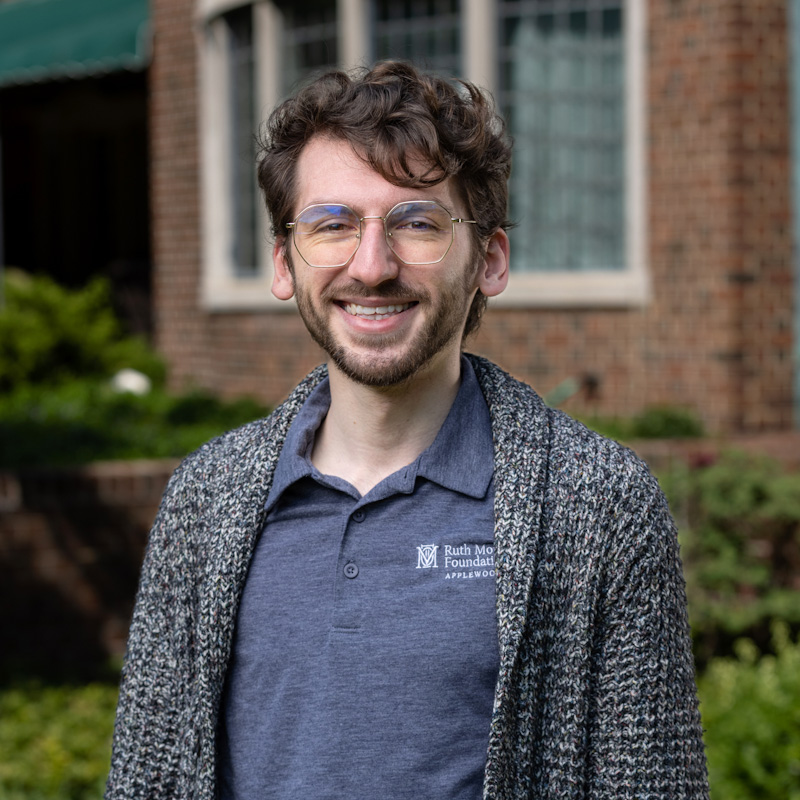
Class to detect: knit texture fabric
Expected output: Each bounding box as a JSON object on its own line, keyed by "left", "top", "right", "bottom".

{"left": 105, "top": 356, "right": 708, "bottom": 799}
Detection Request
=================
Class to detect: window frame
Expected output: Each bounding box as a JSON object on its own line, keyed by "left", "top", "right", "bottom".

{"left": 196, "top": 0, "right": 647, "bottom": 311}
{"left": 491, "top": 0, "right": 648, "bottom": 307}
{"left": 197, "top": 0, "right": 282, "bottom": 309}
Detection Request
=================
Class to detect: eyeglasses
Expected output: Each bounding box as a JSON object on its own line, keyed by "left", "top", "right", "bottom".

{"left": 285, "top": 200, "right": 477, "bottom": 268}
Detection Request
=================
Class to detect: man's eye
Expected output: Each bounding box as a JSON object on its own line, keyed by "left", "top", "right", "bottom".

{"left": 396, "top": 217, "right": 439, "bottom": 232}
{"left": 312, "top": 220, "right": 355, "bottom": 234}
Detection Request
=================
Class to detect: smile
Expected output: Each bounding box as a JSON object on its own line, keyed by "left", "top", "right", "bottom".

{"left": 343, "top": 302, "right": 415, "bottom": 320}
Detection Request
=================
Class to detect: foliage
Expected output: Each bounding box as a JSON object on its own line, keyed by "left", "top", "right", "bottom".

{"left": 0, "top": 378, "right": 269, "bottom": 468}
{"left": 662, "top": 452, "right": 800, "bottom": 668}
{"left": 0, "top": 270, "right": 164, "bottom": 391}
{"left": 0, "top": 681, "right": 117, "bottom": 800}
{"left": 0, "top": 270, "right": 270, "bottom": 467}
{"left": 580, "top": 405, "right": 704, "bottom": 441}
{"left": 699, "top": 625, "right": 800, "bottom": 800}
{"left": 628, "top": 405, "right": 704, "bottom": 439}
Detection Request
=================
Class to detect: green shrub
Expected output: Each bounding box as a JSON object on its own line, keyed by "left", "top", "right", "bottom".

{"left": 0, "top": 681, "right": 117, "bottom": 800}
{"left": 579, "top": 405, "right": 704, "bottom": 441}
{"left": 0, "top": 271, "right": 271, "bottom": 467}
{"left": 628, "top": 405, "right": 704, "bottom": 439}
{"left": 699, "top": 625, "right": 800, "bottom": 800}
{"left": 662, "top": 452, "right": 800, "bottom": 667}
{"left": 0, "top": 270, "right": 164, "bottom": 390}
{"left": 0, "top": 379, "right": 269, "bottom": 468}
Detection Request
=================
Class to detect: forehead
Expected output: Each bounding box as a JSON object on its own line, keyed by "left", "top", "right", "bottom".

{"left": 292, "top": 136, "right": 461, "bottom": 216}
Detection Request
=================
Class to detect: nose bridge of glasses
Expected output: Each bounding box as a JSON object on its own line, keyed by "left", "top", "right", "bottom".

{"left": 355, "top": 214, "right": 391, "bottom": 244}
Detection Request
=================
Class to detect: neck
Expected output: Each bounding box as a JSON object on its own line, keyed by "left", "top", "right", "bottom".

{"left": 311, "top": 355, "right": 463, "bottom": 495}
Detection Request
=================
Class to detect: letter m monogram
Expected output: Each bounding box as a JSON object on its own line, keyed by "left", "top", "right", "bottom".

{"left": 416, "top": 544, "right": 438, "bottom": 569}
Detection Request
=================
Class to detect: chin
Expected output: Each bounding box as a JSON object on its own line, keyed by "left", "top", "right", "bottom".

{"left": 328, "top": 349, "right": 435, "bottom": 388}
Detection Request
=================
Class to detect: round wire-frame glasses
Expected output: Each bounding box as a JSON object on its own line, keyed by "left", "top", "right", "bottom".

{"left": 285, "top": 200, "right": 477, "bottom": 268}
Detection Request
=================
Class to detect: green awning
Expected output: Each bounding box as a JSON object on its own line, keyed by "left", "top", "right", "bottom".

{"left": 0, "top": 0, "right": 150, "bottom": 88}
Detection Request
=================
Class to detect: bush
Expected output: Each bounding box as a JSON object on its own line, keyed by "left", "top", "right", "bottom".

{"left": 0, "top": 681, "right": 117, "bottom": 800}
{"left": 0, "top": 379, "right": 269, "bottom": 468}
{"left": 699, "top": 625, "right": 800, "bottom": 800}
{"left": 0, "top": 270, "right": 164, "bottom": 391}
{"left": 0, "top": 271, "right": 270, "bottom": 468}
{"left": 628, "top": 405, "right": 704, "bottom": 439}
{"left": 662, "top": 452, "right": 800, "bottom": 667}
{"left": 579, "top": 405, "right": 704, "bottom": 441}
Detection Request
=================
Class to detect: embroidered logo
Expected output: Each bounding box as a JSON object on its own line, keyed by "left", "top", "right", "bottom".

{"left": 416, "top": 544, "right": 439, "bottom": 569}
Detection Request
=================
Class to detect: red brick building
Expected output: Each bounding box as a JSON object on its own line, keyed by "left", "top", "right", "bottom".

{"left": 4, "top": 0, "right": 797, "bottom": 434}
{"left": 148, "top": 0, "right": 798, "bottom": 434}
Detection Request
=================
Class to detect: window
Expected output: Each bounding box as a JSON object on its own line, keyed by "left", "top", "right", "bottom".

{"left": 226, "top": 5, "right": 259, "bottom": 276}
{"left": 280, "top": 0, "right": 337, "bottom": 96}
{"left": 500, "top": 1, "right": 624, "bottom": 273}
{"left": 372, "top": 0, "right": 461, "bottom": 76}
{"left": 497, "top": 0, "right": 648, "bottom": 305}
{"left": 198, "top": 0, "right": 646, "bottom": 309}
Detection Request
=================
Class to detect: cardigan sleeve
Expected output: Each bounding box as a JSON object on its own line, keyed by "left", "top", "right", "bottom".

{"left": 584, "top": 476, "right": 709, "bottom": 799}
{"left": 105, "top": 458, "right": 205, "bottom": 800}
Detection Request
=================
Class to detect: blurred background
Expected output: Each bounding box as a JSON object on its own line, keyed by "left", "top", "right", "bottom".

{"left": 0, "top": 0, "right": 799, "bottom": 797}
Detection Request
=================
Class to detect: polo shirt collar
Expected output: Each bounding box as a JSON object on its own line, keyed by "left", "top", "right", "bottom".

{"left": 265, "top": 356, "right": 494, "bottom": 510}
{"left": 413, "top": 357, "right": 493, "bottom": 498}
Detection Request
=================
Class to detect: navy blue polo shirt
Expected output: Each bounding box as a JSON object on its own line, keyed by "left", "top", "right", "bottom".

{"left": 218, "top": 359, "right": 498, "bottom": 800}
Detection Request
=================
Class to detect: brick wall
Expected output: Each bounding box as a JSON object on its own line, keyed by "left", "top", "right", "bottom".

{"left": 150, "top": 0, "right": 795, "bottom": 433}
{"left": 0, "top": 462, "right": 174, "bottom": 677}
{"left": 150, "top": 0, "right": 207, "bottom": 389}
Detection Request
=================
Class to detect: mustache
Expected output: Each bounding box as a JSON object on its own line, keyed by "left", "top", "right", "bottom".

{"left": 320, "top": 279, "right": 431, "bottom": 302}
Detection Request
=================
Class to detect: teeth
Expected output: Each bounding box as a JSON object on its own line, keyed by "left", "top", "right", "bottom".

{"left": 344, "top": 302, "right": 412, "bottom": 320}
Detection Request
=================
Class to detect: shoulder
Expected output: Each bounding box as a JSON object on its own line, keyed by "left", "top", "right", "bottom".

{"left": 160, "top": 364, "right": 329, "bottom": 506}
{"left": 467, "top": 353, "right": 667, "bottom": 526}
{"left": 548, "top": 404, "right": 663, "bottom": 505}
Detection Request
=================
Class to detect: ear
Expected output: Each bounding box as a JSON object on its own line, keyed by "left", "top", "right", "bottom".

{"left": 476, "top": 229, "right": 510, "bottom": 298}
{"left": 272, "top": 238, "right": 295, "bottom": 300}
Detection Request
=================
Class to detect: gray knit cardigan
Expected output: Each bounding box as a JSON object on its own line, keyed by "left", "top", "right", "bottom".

{"left": 106, "top": 356, "right": 708, "bottom": 799}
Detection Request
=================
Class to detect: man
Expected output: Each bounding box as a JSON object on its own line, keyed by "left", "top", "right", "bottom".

{"left": 106, "top": 62, "right": 708, "bottom": 799}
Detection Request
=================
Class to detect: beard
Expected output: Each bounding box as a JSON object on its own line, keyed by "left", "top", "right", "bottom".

{"left": 292, "top": 261, "right": 479, "bottom": 388}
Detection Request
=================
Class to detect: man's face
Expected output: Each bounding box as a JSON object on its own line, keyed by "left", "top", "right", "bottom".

{"left": 272, "top": 136, "right": 492, "bottom": 388}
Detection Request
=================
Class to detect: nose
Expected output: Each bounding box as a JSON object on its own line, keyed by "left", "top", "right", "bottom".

{"left": 346, "top": 216, "right": 400, "bottom": 286}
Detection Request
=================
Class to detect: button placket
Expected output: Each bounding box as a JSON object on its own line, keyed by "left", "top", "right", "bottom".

{"left": 332, "top": 506, "right": 368, "bottom": 631}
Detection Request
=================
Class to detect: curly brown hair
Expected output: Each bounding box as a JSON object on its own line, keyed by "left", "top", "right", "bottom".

{"left": 257, "top": 60, "right": 513, "bottom": 338}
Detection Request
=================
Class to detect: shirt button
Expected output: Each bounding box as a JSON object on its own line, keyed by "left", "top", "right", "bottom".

{"left": 352, "top": 510, "right": 366, "bottom": 522}
{"left": 343, "top": 562, "right": 359, "bottom": 579}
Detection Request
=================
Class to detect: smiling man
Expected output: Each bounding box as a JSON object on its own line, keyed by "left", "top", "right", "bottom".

{"left": 106, "top": 62, "right": 708, "bottom": 800}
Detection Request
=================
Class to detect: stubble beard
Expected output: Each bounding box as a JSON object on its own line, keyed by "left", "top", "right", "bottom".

{"left": 292, "top": 258, "right": 479, "bottom": 388}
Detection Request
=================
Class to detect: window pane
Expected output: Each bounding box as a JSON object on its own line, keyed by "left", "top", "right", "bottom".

{"left": 280, "top": 0, "right": 338, "bottom": 96}
{"left": 371, "top": 0, "right": 461, "bottom": 76}
{"left": 499, "top": 0, "right": 625, "bottom": 272}
{"left": 226, "top": 5, "right": 259, "bottom": 277}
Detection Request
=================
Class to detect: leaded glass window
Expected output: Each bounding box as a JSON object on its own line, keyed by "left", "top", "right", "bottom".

{"left": 371, "top": 0, "right": 461, "bottom": 76}
{"left": 499, "top": 0, "right": 625, "bottom": 272}
{"left": 226, "top": 5, "right": 259, "bottom": 276}
{"left": 280, "top": 0, "right": 338, "bottom": 96}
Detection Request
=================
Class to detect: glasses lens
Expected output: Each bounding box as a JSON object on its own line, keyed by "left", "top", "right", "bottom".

{"left": 385, "top": 202, "right": 453, "bottom": 264}
{"left": 293, "top": 204, "right": 360, "bottom": 267}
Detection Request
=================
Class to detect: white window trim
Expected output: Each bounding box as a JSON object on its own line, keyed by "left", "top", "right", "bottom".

{"left": 197, "top": 0, "right": 286, "bottom": 310}
{"left": 196, "top": 0, "right": 648, "bottom": 311}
